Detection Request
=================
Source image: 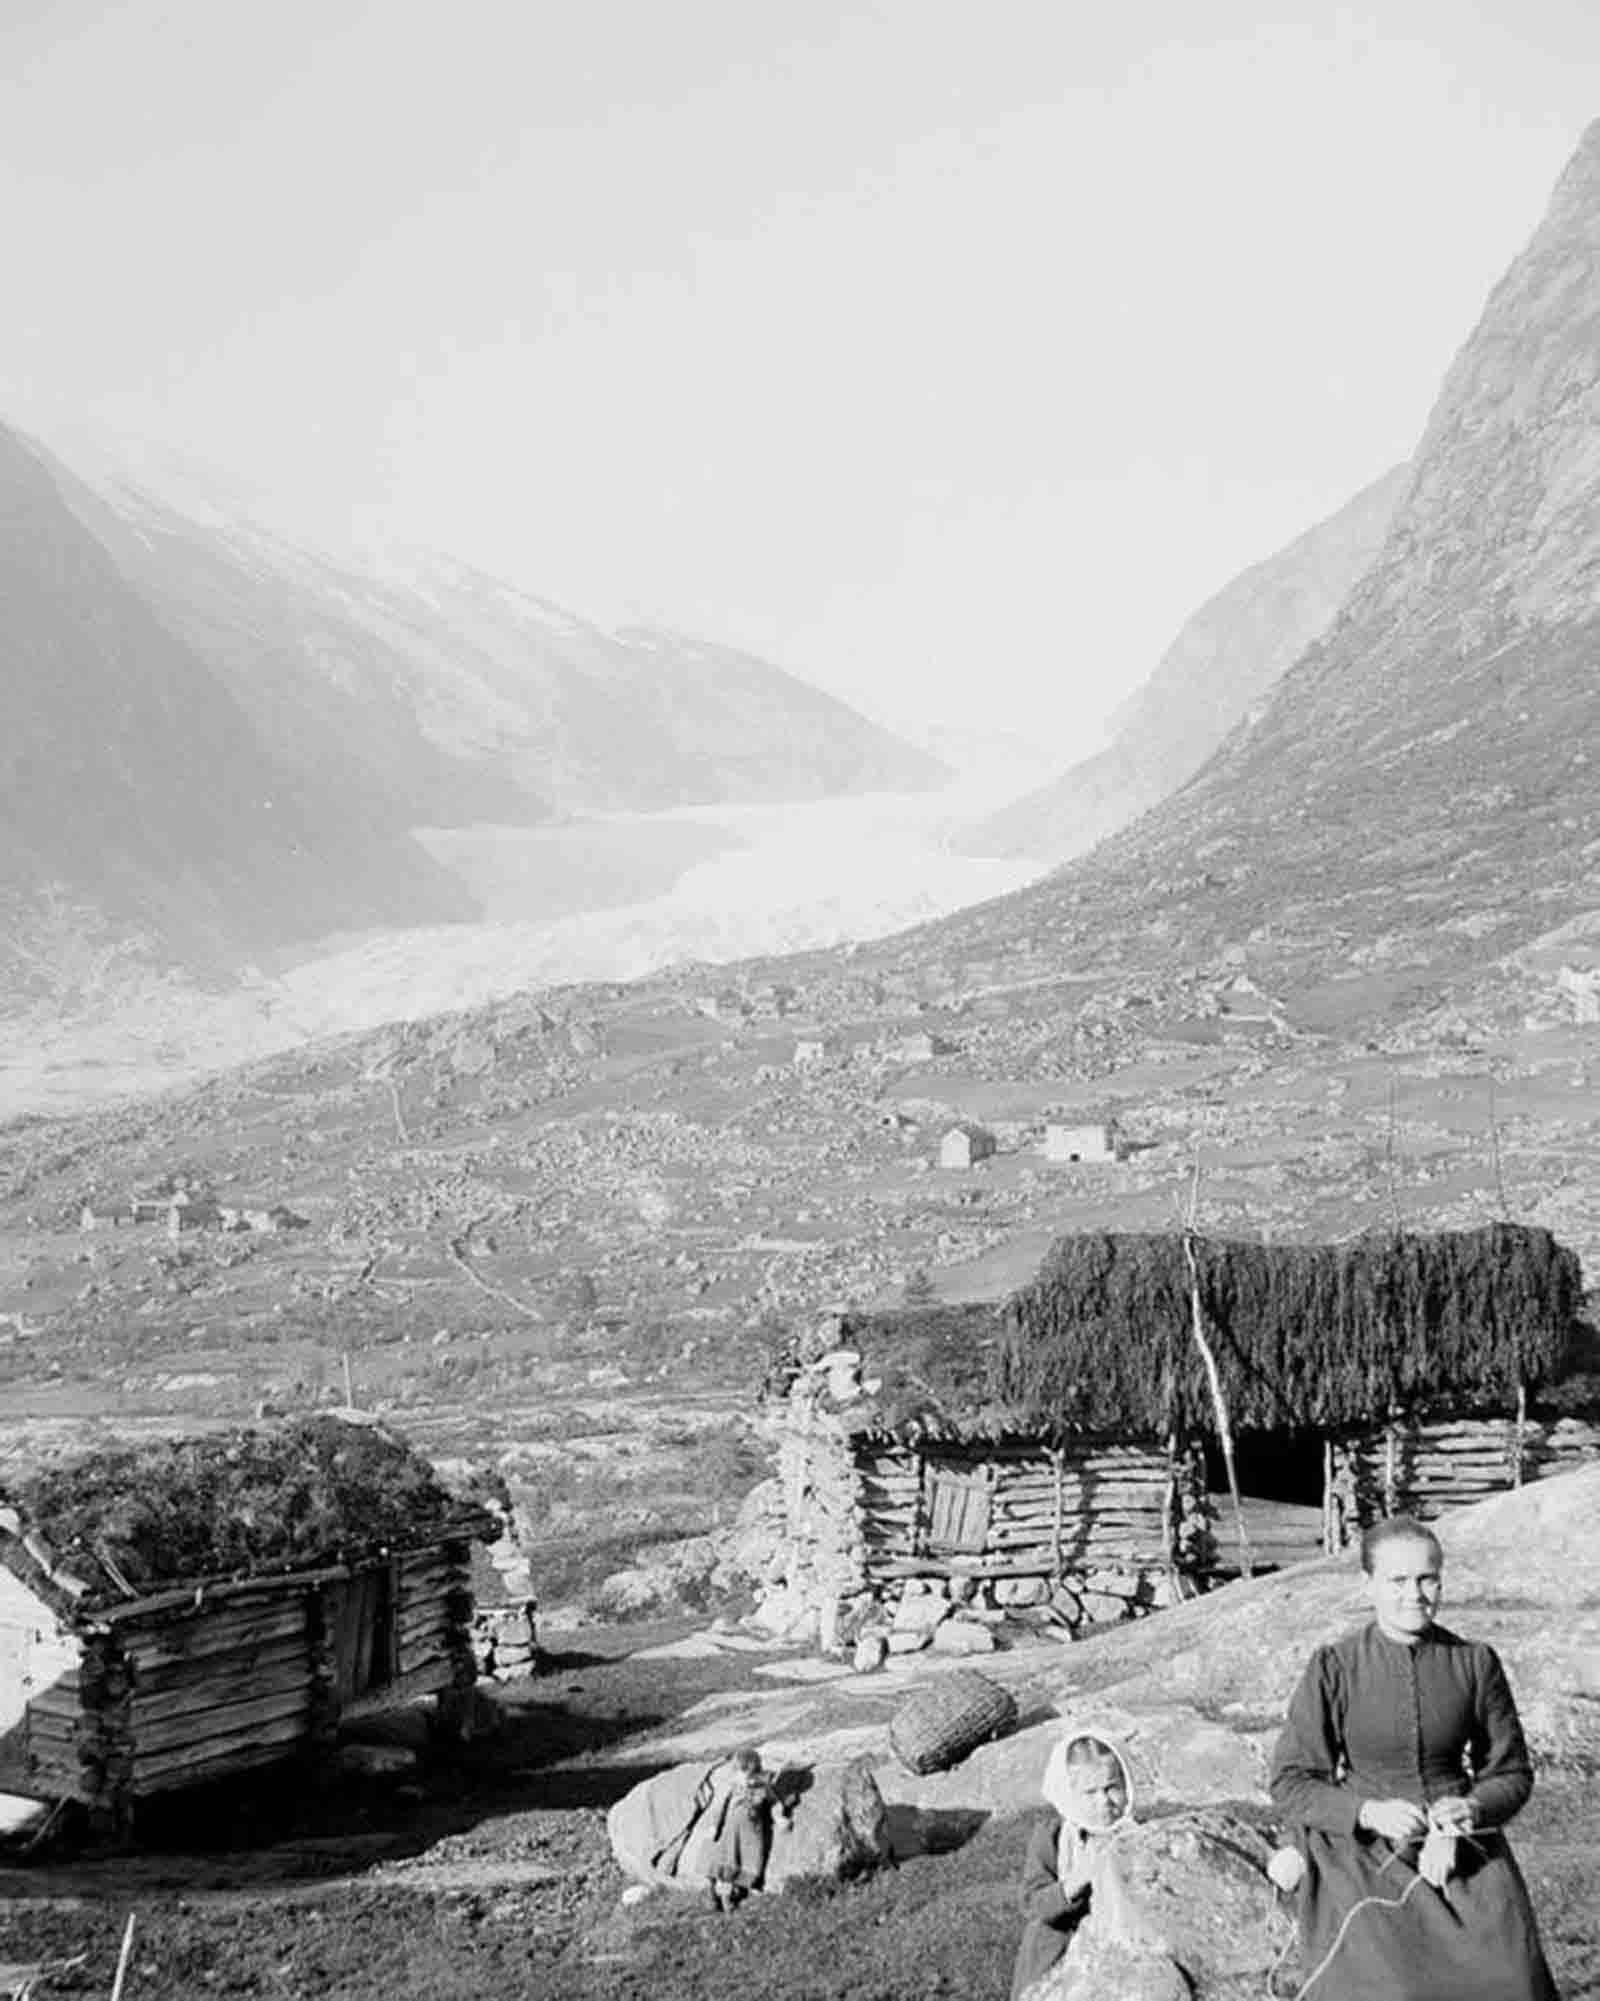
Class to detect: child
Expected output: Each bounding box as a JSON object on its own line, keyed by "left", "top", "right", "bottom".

{"left": 1011, "top": 1732, "right": 1133, "bottom": 2000}
{"left": 679, "top": 1748, "right": 783, "bottom": 1910}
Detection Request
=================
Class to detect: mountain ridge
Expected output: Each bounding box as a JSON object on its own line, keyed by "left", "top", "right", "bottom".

{"left": 961, "top": 464, "right": 1409, "bottom": 864}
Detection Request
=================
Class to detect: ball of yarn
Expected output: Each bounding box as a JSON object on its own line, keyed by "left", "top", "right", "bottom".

{"left": 1267, "top": 1845, "right": 1306, "bottom": 1892}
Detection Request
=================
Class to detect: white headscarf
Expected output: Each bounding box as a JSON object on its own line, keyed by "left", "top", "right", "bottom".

{"left": 1041, "top": 1726, "right": 1135, "bottom": 1829}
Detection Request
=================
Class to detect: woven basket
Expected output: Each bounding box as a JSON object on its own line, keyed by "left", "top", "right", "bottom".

{"left": 890, "top": 1669, "right": 1018, "bottom": 1776}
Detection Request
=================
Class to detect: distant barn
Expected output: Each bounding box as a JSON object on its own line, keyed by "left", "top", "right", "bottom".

{"left": 1043, "top": 1121, "right": 1118, "bottom": 1165}
{"left": 939, "top": 1123, "right": 996, "bottom": 1170}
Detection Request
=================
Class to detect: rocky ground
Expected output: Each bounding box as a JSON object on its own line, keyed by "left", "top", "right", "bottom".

{"left": 1, "top": 1472, "right": 1595, "bottom": 2000}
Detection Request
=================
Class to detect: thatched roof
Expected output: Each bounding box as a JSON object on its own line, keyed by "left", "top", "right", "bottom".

{"left": 829, "top": 1225, "right": 1586, "bottom": 1442}
{"left": 0, "top": 1415, "right": 499, "bottom": 1614}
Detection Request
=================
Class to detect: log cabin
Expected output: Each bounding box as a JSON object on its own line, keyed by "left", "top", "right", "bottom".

{"left": 761, "top": 1223, "right": 1595, "bottom": 1645}
{"left": 0, "top": 1416, "right": 498, "bottom": 1832}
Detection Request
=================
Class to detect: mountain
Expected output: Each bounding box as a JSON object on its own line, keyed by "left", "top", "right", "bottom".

{"left": 0, "top": 424, "right": 474, "bottom": 988}
{"left": 38, "top": 431, "right": 948, "bottom": 817}
{"left": 40, "top": 450, "right": 547, "bottom": 835}
{"left": 866, "top": 119, "right": 1600, "bottom": 1020}
{"left": 962, "top": 465, "right": 1409, "bottom": 863}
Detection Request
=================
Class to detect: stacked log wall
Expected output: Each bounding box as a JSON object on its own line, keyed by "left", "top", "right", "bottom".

{"left": 121, "top": 1591, "right": 317, "bottom": 1798}
{"left": 761, "top": 1379, "right": 1214, "bottom": 1644}
{"left": 1330, "top": 1412, "right": 1600, "bottom": 1539}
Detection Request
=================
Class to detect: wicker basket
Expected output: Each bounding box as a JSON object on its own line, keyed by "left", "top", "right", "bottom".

{"left": 890, "top": 1669, "right": 1018, "bottom": 1776}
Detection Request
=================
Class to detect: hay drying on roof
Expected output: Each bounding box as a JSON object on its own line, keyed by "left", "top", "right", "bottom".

{"left": 0, "top": 1416, "right": 497, "bottom": 1605}
{"left": 829, "top": 1225, "right": 1583, "bottom": 1442}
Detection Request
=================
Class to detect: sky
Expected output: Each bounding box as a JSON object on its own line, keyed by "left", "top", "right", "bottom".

{"left": 2, "top": 1, "right": 1599, "bottom": 756}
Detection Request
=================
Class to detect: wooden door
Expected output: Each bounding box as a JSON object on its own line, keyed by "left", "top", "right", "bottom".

{"left": 922, "top": 1462, "right": 993, "bottom": 1555}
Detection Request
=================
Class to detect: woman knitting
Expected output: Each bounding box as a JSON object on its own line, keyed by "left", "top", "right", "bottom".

{"left": 1011, "top": 1730, "right": 1133, "bottom": 2000}
{"left": 1269, "top": 1515, "right": 1559, "bottom": 1999}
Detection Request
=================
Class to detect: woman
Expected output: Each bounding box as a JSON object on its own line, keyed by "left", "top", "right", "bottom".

{"left": 1269, "top": 1515, "right": 1559, "bottom": 2000}
{"left": 1011, "top": 1730, "right": 1134, "bottom": 2000}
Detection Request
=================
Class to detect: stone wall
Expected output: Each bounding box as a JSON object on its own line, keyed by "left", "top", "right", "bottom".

{"left": 757, "top": 1364, "right": 1214, "bottom": 1649}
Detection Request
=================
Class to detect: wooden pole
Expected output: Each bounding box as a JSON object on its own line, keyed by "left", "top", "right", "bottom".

{"left": 1322, "top": 1437, "right": 1335, "bottom": 1555}
{"left": 1512, "top": 1381, "right": 1527, "bottom": 1489}
{"left": 1050, "top": 1447, "right": 1064, "bottom": 1581}
{"left": 342, "top": 1351, "right": 355, "bottom": 1409}
{"left": 110, "top": 1912, "right": 137, "bottom": 2001}
{"left": 1180, "top": 1181, "right": 1253, "bottom": 1579}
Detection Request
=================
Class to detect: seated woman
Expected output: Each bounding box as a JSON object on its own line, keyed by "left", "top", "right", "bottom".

{"left": 1011, "top": 1731, "right": 1133, "bottom": 2000}
{"left": 1269, "top": 1515, "right": 1559, "bottom": 2000}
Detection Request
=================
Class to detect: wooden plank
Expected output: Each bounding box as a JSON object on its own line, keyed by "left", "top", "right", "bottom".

{"left": 133, "top": 1738, "right": 300, "bottom": 1796}
{"left": 130, "top": 1632, "right": 309, "bottom": 1697}
{"left": 394, "top": 1637, "right": 453, "bottom": 1680}
{"left": 338, "top": 1659, "right": 454, "bottom": 1721}
{"left": 103, "top": 1565, "right": 350, "bottom": 1626}
{"left": 131, "top": 1712, "right": 310, "bottom": 1786}
{"left": 131, "top": 1658, "right": 312, "bottom": 1727}
{"left": 130, "top": 1687, "right": 311, "bottom": 1757}
{"left": 126, "top": 1602, "right": 309, "bottom": 1670}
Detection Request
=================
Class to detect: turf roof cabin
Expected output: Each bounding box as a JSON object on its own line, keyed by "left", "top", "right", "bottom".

{"left": 761, "top": 1224, "right": 1592, "bottom": 1649}
{"left": 0, "top": 1417, "right": 499, "bottom": 1833}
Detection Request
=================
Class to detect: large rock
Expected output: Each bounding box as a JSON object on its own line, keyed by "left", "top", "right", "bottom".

{"left": 764, "top": 1756, "right": 894, "bottom": 1890}
{"left": 1045, "top": 1466, "right": 1600, "bottom": 1771}
{"left": 1023, "top": 1809, "right": 1284, "bottom": 2001}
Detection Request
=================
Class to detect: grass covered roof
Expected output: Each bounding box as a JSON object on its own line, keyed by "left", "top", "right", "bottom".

{"left": 0, "top": 1416, "right": 497, "bottom": 1608}
{"left": 831, "top": 1225, "right": 1585, "bottom": 1441}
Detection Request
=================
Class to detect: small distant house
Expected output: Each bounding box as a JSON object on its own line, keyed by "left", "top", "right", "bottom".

{"left": 1217, "top": 976, "right": 1278, "bottom": 1023}
{"left": 1044, "top": 1121, "right": 1119, "bottom": 1165}
{"left": 695, "top": 989, "right": 750, "bottom": 1023}
{"left": 897, "top": 1030, "right": 955, "bottom": 1062}
{"left": 0, "top": 1417, "right": 497, "bottom": 1831}
{"left": 1557, "top": 963, "right": 1600, "bottom": 1025}
{"left": 793, "top": 1037, "right": 831, "bottom": 1070}
{"left": 165, "top": 1191, "right": 222, "bottom": 1236}
{"left": 79, "top": 1200, "right": 135, "bottom": 1233}
{"left": 939, "top": 1123, "right": 996, "bottom": 1170}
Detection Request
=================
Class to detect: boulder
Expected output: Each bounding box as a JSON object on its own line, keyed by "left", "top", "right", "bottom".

{"left": 893, "top": 1592, "right": 950, "bottom": 1635}
{"left": 930, "top": 1618, "right": 998, "bottom": 1655}
{"left": 764, "top": 1757, "right": 893, "bottom": 1890}
{"left": 853, "top": 1631, "right": 889, "bottom": 1674}
{"left": 1022, "top": 1809, "right": 1284, "bottom": 2001}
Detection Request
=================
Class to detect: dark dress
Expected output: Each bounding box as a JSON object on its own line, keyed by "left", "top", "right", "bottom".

{"left": 1269, "top": 1622, "right": 1558, "bottom": 2001}
{"left": 1011, "top": 1815, "right": 1092, "bottom": 2000}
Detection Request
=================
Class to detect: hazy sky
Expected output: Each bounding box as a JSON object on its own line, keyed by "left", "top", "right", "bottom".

{"left": 3, "top": 2, "right": 1598, "bottom": 752}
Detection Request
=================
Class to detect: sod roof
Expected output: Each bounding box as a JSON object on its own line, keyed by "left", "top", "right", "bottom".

{"left": 831, "top": 1225, "right": 1587, "bottom": 1442}
{"left": 0, "top": 1415, "right": 498, "bottom": 1612}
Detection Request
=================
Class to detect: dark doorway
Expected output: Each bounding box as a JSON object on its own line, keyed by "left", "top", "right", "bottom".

{"left": 1204, "top": 1428, "right": 1325, "bottom": 1574}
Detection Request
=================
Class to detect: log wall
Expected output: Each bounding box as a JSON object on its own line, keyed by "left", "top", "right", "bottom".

{"left": 760, "top": 1372, "right": 1214, "bottom": 1647}
{"left": 0, "top": 1539, "right": 479, "bottom": 1812}
{"left": 1327, "top": 1411, "right": 1600, "bottom": 1545}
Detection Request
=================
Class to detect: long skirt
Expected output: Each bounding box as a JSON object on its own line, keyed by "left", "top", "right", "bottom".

{"left": 1294, "top": 1827, "right": 1558, "bottom": 2000}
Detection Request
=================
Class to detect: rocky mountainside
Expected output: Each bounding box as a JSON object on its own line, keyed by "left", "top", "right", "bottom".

{"left": 891, "top": 118, "right": 1600, "bottom": 1023}
{"left": 962, "top": 465, "right": 1408, "bottom": 864}
{"left": 38, "top": 431, "right": 947, "bottom": 818}
{"left": 0, "top": 424, "right": 473, "bottom": 985}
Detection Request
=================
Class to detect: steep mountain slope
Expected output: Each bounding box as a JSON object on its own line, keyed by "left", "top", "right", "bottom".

{"left": 0, "top": 425, "right": 473, "bottom": 983}
{"left": 42, "top": 454, "right": 545, "bottom": 834}
{"left": 886, "top": 118, "right": 1600, "bottom": 1019}
{"left": 38, "top": 434, "right": 947, "bottom": 816}
{"left": 962, "top": 465, "right": 1408, "bottom": 863}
